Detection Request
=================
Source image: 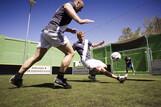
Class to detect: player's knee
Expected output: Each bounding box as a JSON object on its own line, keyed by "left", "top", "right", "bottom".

{"left": 34, "top": 55, "right": 43, "bottom": 61}
{"left": 69, "top": 51, "right": 75, "bottom": 57}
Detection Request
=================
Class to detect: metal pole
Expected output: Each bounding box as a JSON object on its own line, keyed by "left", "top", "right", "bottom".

{"left": 145, "top": 35, "right": 152, "bottom": 72}
{"left": 109, "top": 43, "right": 114, "bottom": 72}
{"left": 23, "top": 6, "right": 32, "bottom": 62}
{"left": 23, "top": 0, "right": 36, "bottom": 62}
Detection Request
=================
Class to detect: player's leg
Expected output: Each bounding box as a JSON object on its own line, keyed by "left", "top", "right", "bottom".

{"left": 19, "top": 48, "right": 47, "bottom": 74}
{"left": 96, "top": 66, "right": 127, "bottom": 83}
{"left": 106, "top": 64, "right": 112, "bottom": 73}
{"left": 85, "top": 59, "right": 127, "bottom": 83}
{"left": 131, "top": 63, "right": 135, "bottom": 75}
{"left": 88, "top": 69, "right": 97, "bottom": 81}
{"left": 10, "top": 48, "right": 48, "bottom": 87}
{"left": 96, "top": 67, "right": 118, "bottom": 78}
{"left": 126, "top": 65, "right": 129, "bottom": 74}
{"left": 54, "top": 42, "right": 75, "bottom": 88}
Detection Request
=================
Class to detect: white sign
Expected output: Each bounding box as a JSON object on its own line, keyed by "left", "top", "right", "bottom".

{"left": 25, "top": 66, "right": 52, "bottom": 74}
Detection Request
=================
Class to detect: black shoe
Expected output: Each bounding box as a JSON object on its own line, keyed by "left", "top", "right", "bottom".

{"left": 88, "top": 75, "right": 96, "bottom": 81}
{"left": 9, "top": 75, "right": 23, "bottom": 88}
{"left": 106, "top": 64, "right": 112, "bottom": 72}
{"left": 54, "top": 78, "right": 72, "bottom": 89}
{"left": 117, "top": 76, "right": 126, "bottom": 83}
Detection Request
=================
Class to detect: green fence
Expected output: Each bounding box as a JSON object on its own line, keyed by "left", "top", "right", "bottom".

{"left": 0, "top": 34, "right": 160, "bottom": 70}
{"left": 92, "top": 34, "right": 161, "bottom": 73}
{"left": 0, "top": 35, "right": 80, "bottom": 67}
{"left": 113, "top": 48, "right": 148, "bottom": 72}
{"left": 148, "top": 34, "right": 161, "bottom": 60}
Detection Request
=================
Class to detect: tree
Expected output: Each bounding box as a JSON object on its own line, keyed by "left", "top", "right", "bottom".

{"left": 143, "top": 16, "right": 161, "bottom": 35}
{"left": 118, "top": 27, "right": 141, "bottom": 42}
{"left": 118, "top": 27, "right": 132, "bottom": 42}
{"left": 133, "top": 27, "right": 141, "bottom": 38}
{"left": 29, "top": 0, "right": 36, "bottom": 7}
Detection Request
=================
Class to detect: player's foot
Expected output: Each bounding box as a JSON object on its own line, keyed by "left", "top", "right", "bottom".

{"left": 117, "top": 76, "right": 127, "bottom": 83}
{"left": 9, "top": 75, "right": 23, "bottom": 88}
{"left": 88, "top": 75, "right": 96, "bottom": 81}
{"left": 54, "top": 78, "right": 72, "bottom": 89}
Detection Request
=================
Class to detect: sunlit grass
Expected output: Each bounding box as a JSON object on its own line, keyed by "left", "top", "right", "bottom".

{"left": 0, "top": 74, "right": 161, "bottom": 107}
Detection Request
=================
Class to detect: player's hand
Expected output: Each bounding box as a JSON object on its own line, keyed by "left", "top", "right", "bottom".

{"left": 100, "top": 41, "right": 105, "bottom": 45}
{"left": 70, "top": 28, "right": 77, "bottom": 34}
{"left": 80, "top": 19, "right": 95, "bottom": 24}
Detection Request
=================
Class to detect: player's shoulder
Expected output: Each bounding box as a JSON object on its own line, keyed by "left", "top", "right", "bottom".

{"left": 64, "top": 2, "right": 74, "bottom": 8}
{"left": 73, "top": 41, "right": 78, "bottom": 44}
{"left": 73, "top": 41, "right": 79, "bottom": 46}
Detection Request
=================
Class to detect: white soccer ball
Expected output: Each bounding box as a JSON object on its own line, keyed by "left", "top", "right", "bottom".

{"left": 111, "top": 52, "right": 121, "bottom": 60}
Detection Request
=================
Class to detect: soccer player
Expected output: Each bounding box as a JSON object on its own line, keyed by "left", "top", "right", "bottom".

{"left": 10, "top": 0, "right": 94, "bottom": 88}
{"left": 73, "top": 31, "right": 127, "bottom": 83}
{"left": 125, "top": 56, "right": 135, "bottom": 75}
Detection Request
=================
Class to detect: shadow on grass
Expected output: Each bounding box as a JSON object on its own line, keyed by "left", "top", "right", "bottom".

{"left": 69, "top": 78, "right": 155, "bottom": 84}
{"left": 8, "top": 87, "right": 20, "bottom": 89}
{"left": 127, "top": 78, "right": 155, "bottom": 82}
{"left": 9, "top": 83, "right": 69, "bottom": 89}
{"left": 25, "top": 83, "right": 69, "bottom": 89}
{"left": 69, "top": 79, "right": 98, "bottom": 82}
{"left": 68, "top": 79, "right": 117, "bottom": 84}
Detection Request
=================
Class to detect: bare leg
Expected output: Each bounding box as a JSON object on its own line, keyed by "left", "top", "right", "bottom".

{"left": 10, "top": 48, "right": 48, "bottom": 87}
{"left": 95, "top": 67, "right": 118, "bottom": 79}
{"left": 95, "top": 66, "right": 127, "bottom": 83}
{"left": 57, "top": 42, "right": 75, "bottom": 73}
{"left": 54, "top": 42, "right": 74, "bottom": 88}
{"left": 19, "top": 48, "right": 48, "bottom": 75}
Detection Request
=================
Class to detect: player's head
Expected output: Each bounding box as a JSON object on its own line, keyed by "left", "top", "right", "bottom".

{"left": 77, "top": 31, "right": 85, "bottom": 41}
{"left": 74, "top": 0, "right": 84, "bottom": 12}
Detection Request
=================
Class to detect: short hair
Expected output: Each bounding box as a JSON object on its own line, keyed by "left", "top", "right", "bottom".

{"left": 74, "top": 0, "right": 84, "bottom": 9}
{"left": 77, "top": 31, "right": 84, "bottom": 38}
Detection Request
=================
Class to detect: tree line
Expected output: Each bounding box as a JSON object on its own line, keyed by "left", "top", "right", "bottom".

{"left": 118, "top": 16, "right": 161, "bottom": 42}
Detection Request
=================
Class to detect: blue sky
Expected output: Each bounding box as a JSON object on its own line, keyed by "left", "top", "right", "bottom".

{"left": 0, "top": 0, "right": 161, "bottom": 43}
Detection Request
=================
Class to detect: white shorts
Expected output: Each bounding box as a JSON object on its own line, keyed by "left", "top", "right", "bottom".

{"left": 37, "top": 30, "right": 69, "bottom": 49}
{"left": 82, "top": 59, "right": 107, "bottom": 69}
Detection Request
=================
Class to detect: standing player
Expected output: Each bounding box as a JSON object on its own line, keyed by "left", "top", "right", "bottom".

{"left": 73, "top": 31, "right": 127, "bottom": 83}
{"left": 125, "top": 56, "right": 135, "bottom": 75}
{"left": 10, "top": 0, "right": 94, "bottom": 88}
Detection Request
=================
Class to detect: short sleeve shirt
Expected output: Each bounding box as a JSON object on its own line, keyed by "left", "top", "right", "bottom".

{"left": 73, "top": 40, "right": 92, "bottom": 60}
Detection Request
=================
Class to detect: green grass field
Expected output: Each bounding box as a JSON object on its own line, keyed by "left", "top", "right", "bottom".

{"left": 0, "top": 74, "right": 161, "bottom": 107}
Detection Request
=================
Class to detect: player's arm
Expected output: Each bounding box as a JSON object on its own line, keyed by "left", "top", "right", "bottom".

{"left": 64, "top": 3, "right": 94, "bottom": 24}
{"left": 72, "top": 44, "right": 77, "bottom": 54}
{"left": 65, "top": 28, "right": 77, "bottom": 34}
{"left": 92, "top": 41, "right": 105, "bottom": 48}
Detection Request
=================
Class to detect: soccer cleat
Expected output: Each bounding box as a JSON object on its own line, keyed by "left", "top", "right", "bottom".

{"left": 117, "top": 76, "right": 127, "bottom": 83}
{"left": 9, "top": 75, "right": 23, "bottom": 88}
{"left": 54, "top": 78, "right": 72, "bottom": 89}
{"left": 88, "top": 75, "right": 96, "bottom": 81}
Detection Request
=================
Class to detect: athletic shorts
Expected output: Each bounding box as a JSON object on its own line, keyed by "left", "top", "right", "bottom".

{"left": 82, "top": 59, "right": 107, "bottom": 70}
{"left": 127, "top": 63, "right": 133, "bottom": 68}
{"left": 37, "top": 29, "right": 69, "bottom": 49}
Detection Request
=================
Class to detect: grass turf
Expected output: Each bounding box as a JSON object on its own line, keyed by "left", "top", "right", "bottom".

{"left": 0, "top": 74, "right": 161, "bottom": 107}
